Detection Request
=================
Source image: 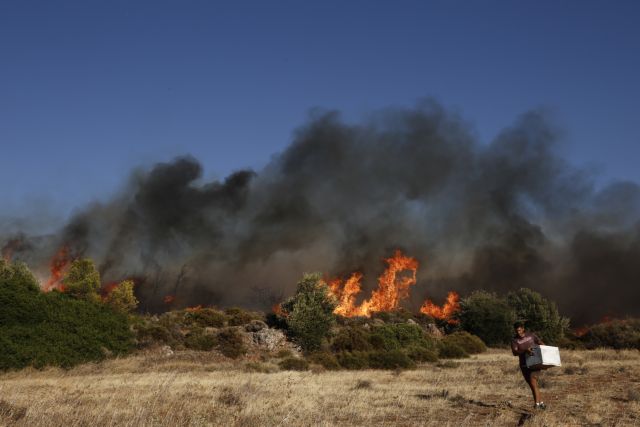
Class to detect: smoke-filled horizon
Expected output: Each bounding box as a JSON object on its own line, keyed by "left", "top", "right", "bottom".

{"left": 3, "top": 101, "right": 640, "bottom": 325}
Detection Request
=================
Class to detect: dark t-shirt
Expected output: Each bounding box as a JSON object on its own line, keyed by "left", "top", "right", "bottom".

{"left": 511, "top": 332, "right": 541, "bottom": 367}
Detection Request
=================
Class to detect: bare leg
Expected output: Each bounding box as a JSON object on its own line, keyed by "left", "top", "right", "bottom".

{"left": 528, "top": 372, "right": 541, "bottom": 404}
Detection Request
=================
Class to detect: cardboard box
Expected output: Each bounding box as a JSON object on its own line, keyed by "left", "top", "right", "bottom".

{"left": 526, "top": 345, "right": 561, "bottom": 369}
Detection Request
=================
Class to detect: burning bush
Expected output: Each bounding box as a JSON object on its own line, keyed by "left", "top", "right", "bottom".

{"left": 280, "top": 273, "right": 337, "bottom": 351}
{"left": 457, "top": 291, "right": 515, "bottom": 346}
{"left": 0, "top": 261, "right": 133, "bottom": 370}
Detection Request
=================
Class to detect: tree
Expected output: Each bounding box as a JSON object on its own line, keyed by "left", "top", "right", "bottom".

{"left": 64, "top": 259, "right": 101, "bottom": 302}
{"left": 457, "top": 291, "right": 515, "bottom": 346}
{"left": 281, "top": 273, "right": 337, "bottom": 351}
{"left": 506, "top": 288, "right": 568, "bottom": 343}
{"left": 0, "top": 259, "right": 39, "bottom": 293}
{"left": 104, "top": 280, "right": 139, "bottom": 313}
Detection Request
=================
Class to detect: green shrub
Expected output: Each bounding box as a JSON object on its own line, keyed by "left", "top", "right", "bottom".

{"left": 217, "top": 328, "right": 247, "bottom": 359}
{"left": 184, "top": 330, "right": 217, "bottom": 351}
{"left": 63, "top": 258, "right": 101, "bottom": 303}
{"left": 278, "top": 357, "right": 309, "bottom": 371}
{"left": 337, "top": 352, "right": 369, "bottom": 370}
{"left": 0, "top": 260, "right": 39, "bottom": 293}
{"left": 0, "top": 264, "right": 133, "bottom": 370}
{"left": 104, "top": 280, "right": 139, "bottom": 313}
{"left": 507, "top": 288, "right": 568, "bottom": 343}
{"left": 457, "top": 291, "right": 515, "bottom": 346}
{"left": 367, "top": 350, "right": 415, "bottom": 370}
{"left": 135, "top": 322, "right": 176, "bottom": 346}
{"left": 225, "top": 307, "right": 263, "bottom": 326}
{"left": 438, "top": 341, "right": 469, "bottom": 359}
{"left": 369, "top": 323, "right": 436, "bottom": 352}
{"left": 308, "top": 352, "right": 341, "bottom": 370}
{"left": 280, "top": 273, "right": 337, "bottom": 351}
{"left": 442, "top": 332, "right": 487, "bottom": 355}
{"left": 184, "top": 308, "right": 227, "bottom": 328}
{"left": 580, "top": 319, "right": 640, "bottom": 350}
{"left": 407, "top": 345, "right": 438, "bottom": 363}
{"left": 331, "top": 326, "right": 373, "bottom": 352}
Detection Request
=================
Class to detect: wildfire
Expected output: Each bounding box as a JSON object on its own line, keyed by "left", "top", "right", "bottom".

{"left": 164, "top": 295, "right": 176, "bottom": 304}
{"left": 420, "top": 291, "right": 460, "bottom": 324}
{"left": 44, "top": 245, "right": 74, "bottom": 291}
{"left": 328, "top": 250, "right": 420, "bottom": 317}
{"left": 328, "top": 250, "right": 460, "bottom": 322}
{"left": 185, "top": 305, "right": 202, "bottom": 312}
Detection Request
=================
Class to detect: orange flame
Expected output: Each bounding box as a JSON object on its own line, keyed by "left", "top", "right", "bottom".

{"left": 420, "top": 291, "right": 460, "bottom": 324}
{"left": 272, "top": 303, "right": 284, "bottom": 317}
{"left": 329, "top": 250, "right": 419, "bottom": 317}
{"left": 185, "top": 305, "right": 202, "bottom": 312}
{"left": 44, "top": 245, "right": 74, "bottom": 292}
{"left": 163, "top": 295, "right": 176, "bottom": 304}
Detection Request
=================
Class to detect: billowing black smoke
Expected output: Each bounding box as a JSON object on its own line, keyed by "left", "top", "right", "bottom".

{"left": 3, "top": 101, "right": 639, "bottom": 324}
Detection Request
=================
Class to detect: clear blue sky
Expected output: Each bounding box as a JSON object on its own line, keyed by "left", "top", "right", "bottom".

{"left": 2, "top": 1, "right": 639, "bottom": 221}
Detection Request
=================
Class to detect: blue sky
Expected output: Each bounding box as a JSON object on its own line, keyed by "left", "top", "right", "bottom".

{"left": 1, "top": 1, "right": 639, "bottom": 221}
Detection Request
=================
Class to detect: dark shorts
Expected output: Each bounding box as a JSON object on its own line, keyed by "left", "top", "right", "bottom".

{"left": 520, "top": 365, "right": 540, "bottom": 383}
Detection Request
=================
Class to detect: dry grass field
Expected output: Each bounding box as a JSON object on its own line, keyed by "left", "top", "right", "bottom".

{"left": 1, "top": 348, "right": 639, "bottom": 427}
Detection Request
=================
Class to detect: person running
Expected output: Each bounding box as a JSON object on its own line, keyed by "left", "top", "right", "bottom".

{"left": 511, "top": 321, "right": 546, "bottom": 409}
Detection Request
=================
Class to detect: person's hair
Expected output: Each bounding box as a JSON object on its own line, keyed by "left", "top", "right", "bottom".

{"left": 513, "top": 321, "right": 525, "bottom": 330}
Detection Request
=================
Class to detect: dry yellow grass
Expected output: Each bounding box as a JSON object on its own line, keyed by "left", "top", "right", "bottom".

{"left": 1, "top": 348, "right": 639, "bottom": 426}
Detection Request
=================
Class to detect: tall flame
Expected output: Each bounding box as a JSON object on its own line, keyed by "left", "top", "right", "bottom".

{"left": 419, "top": 291, "right": 460, "bottom": 324}
{"left": 328, "top": 250, "right": 460, "bottom": 322}
{"left": 44, "top": 245, "right": 74, "bottom": 291}
{"left": 329, "top": 250, "right": 419, "bottom": 317}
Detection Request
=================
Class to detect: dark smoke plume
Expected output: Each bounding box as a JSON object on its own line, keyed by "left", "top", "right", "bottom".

{"left": 2, "top": 100, "right": 639, "bottom": 324}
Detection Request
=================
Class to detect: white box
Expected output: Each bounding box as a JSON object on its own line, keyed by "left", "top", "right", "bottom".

{"left": 526, "top": 345, "right": 561, "bottom": 369}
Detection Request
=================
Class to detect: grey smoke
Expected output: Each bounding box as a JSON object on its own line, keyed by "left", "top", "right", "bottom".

{"left": 3, "top": 100, "right": 639, "bottom": 325}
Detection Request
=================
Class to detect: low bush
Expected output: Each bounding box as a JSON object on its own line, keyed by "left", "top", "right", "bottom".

{"left": 225, "top": 307, "right": 263, "bottom": 326}
{"left": 217, "top": 328, "right": 247, "bottom": 359}
{"left": 407, "top": 345, "right": 438, "bottom": 363}
{"left": 367, "top": 350, "right": 415, "bottom": 370}
{"left": 184, "top": 330, "right": 217, "bottom": 351}
{"left": 337, "top": 352, "right": 369, "bottom": 370}
{"left": 580, "top": 318, "right": 640, "bottom": 349}
{"left": 438, "top": 341, "right": 469, "bottom": 359}
{"left": 135, "top": 322, "right": 177, "bottom": 346}
{"left": 278, "top": 357, "right": 309, "bottom": 371}
{"left": 185, "top": 308, "right": 227, "bottom": 328}
{"left": 442, "top": 332, "right": 486, "bottom": 355}
{"left": 369, "top": 323, "right": 437, "bottom": 352}
{"left": 308, "top": 352, "right": 341, "bottom": 370}
{"left": 275, "top": 348, "right": 293, "bottom": 358}
{"left": 331, "top": 326, "right": 373, "bottom": 352}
